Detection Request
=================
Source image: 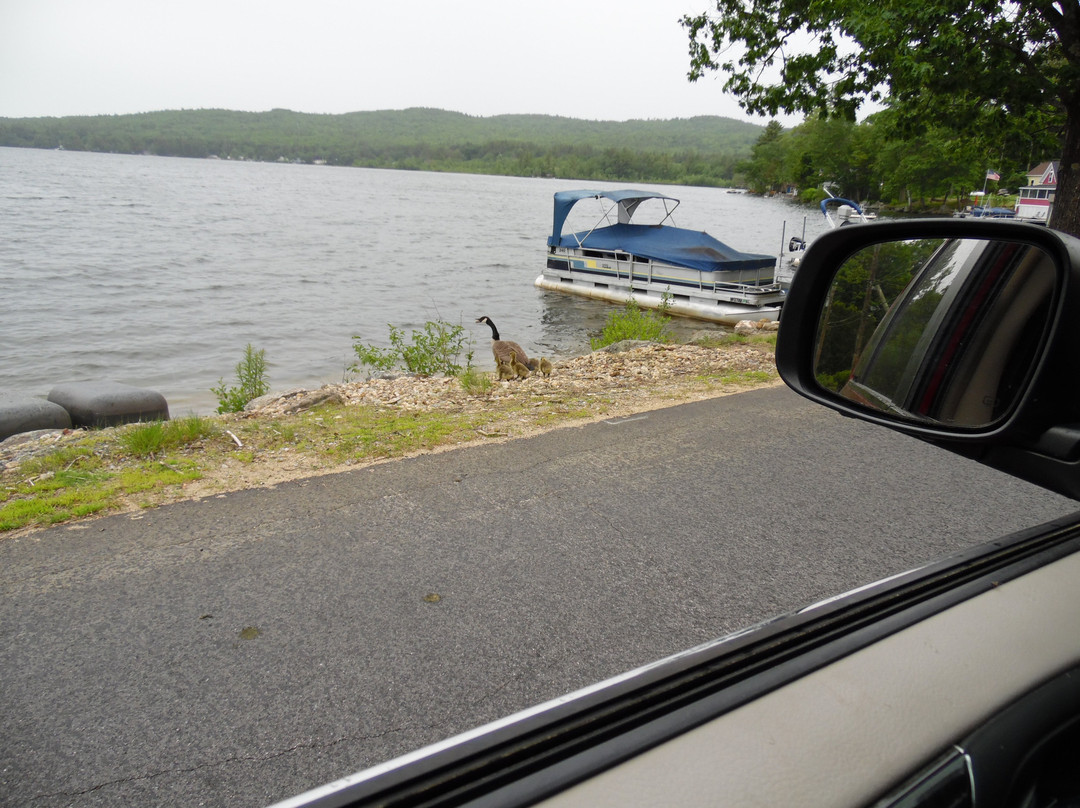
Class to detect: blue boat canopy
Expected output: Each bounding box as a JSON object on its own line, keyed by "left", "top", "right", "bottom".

{"left": 548, "top": 189, "right": 775, "bottom": 273}
{"left": 549, "top": 190, "right": 680, "bottom": 243}
{"left": 820, "top": 197, "right": 864, "bottom": 214}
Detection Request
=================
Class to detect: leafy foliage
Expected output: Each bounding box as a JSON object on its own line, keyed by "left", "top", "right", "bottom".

{"left": 740, "top": 111, "right": 1053, "bottom": 216}
{"left": 211, "top": 344, "right": 270, "bottom": 413}
{"left": 352, "top": 320, "right": 473, "bottom": 377}
{"left": 682, "top": 0, "right": 1079, "bottom": 235}
{"left": 590, "top": 296, "right": 673, "bottom": 350}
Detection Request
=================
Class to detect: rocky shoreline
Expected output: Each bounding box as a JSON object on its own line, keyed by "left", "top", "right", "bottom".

{"left": 246, "top": 338, "right": 779, "bottom": 416}
{"left": 1, "top": 339, "right": 780, "bottom": 479}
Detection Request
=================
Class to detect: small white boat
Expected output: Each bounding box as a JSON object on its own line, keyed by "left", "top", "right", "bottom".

{"left": 779, "top": 189, "right": 876, "bottom": 287}
{"left": 535, "top": 189, "right": 786, "bottom": 324}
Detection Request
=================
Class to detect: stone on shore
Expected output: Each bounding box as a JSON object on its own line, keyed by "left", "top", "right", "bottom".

{"left": 0, "top": 394, "right": 72, "bottom": 441}
{"left": 47, "top": 381, "right": 169, "bottom": 428}
{"left": 244, "top": 387, "right": 344, "bottom": 416}
{"left": 735, "top": 319, "right": 779, "bottom": 335}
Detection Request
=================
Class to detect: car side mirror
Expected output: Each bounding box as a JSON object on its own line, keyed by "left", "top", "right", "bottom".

{"left": 816, "top": 235, "right": 1056, "bottom": 428}
{"left": 776, "top": 219, "right": 1080, "bottom": 499}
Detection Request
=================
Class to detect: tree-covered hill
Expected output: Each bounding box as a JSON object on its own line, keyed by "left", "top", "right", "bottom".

{"left": 0, "top": 107, "right": 764, "bottom": 186}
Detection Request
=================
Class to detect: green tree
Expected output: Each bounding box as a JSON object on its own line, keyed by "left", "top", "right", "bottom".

{"left": 683, "top": 1, "right": 1080, "bottom": 236}
{"left": 743, "top": 120, "right": 787, "bottom": 193}
{"left": 871, "top": 119, "right": 976, "bottom": 209}
{"left": 782, "top": 116, "right": 866, "bottom": 198}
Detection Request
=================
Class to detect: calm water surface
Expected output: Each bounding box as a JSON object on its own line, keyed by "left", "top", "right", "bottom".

{"left": 1, "top": 147, "right": 826, "bottom": 414}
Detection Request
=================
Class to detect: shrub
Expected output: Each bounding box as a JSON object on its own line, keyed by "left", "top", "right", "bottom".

{"left": 211, "top": 344, "right": 270, "bottom": 413}
{"left": 590, "top": 295, "right": 672, "bottom": 350}
{"left": 352, "top": 320, "right": 473, "bottom": 377}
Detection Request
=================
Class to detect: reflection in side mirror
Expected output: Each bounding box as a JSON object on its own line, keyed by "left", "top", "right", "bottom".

{"left": 814, "top": 237, "right": 1056, "bottom": 428}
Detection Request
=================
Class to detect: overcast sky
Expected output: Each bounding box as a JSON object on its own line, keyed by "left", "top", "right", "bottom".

{"left": 0, "top": 0, "right": 802, "bottom": 125}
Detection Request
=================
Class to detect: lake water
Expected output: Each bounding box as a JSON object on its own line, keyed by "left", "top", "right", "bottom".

{"left": 1, "top": 147, "right": 827, "bottom": 415}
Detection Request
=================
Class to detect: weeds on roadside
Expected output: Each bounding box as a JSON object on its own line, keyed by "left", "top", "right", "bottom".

{"left": 591, "top": 294, "right": 672, "bottom": 350}
{"left": 693, "top": 332, "right": 778, "bottom": 349}
{"left": 695, "top": 369, "right": 776, "bottom": 386}
{"left": 0, "top": 415, "right": 216, "bottom": 532}
{"left": 211, "top": 344, "right": 270, "bottom": 413}
{"left": 352, "top": 320, "right": 474, "bottom": 377}
{"left": 458, "top": 366, "right": 492, "bottom": 395}
{"left": 119, "top": 416, "right": 218, "bottom": 457}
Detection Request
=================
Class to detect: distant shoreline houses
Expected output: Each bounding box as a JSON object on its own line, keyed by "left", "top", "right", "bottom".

{"left": 1016, "top": 160, "right": 1058, "bottom": 222}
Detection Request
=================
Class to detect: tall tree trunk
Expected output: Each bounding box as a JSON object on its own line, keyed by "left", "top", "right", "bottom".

{"left": 1050, "top": 109, "right": 1080, "bottom": 238}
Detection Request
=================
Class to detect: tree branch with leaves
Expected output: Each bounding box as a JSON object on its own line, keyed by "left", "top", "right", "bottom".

{"left": 683, "top": 0, "right": 1080, "bottom": 235}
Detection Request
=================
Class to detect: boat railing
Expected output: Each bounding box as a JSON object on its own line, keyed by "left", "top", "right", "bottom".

{"left": 710, "top": 278, "right": 783, "bottom": 295}
{"left": 652, "top": 197, "right": 680, "bottom": 228}
{"left": 569, "top": 195, "right": 682, "bottom": 248}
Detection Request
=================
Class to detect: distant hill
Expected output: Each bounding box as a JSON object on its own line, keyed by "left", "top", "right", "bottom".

{"left": 0, "top": 108, "right": 765, "bottom": 186}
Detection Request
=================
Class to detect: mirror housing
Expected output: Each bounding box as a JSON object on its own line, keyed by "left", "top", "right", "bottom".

{"left": 776, "top": 219, "right": 1080, "bottom": 500}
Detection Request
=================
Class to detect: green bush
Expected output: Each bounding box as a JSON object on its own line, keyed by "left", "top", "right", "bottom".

{"left": 816, "top": 369, "right": 852, "bottom": 393}
{"left": 590, "top": 296, "right": 672, "bottom": 350}
{"left": 211, "top": 344, "right": 270, "bottom": 413}
{"left": 352, "top": 320, "right": 473, "bottom": 377}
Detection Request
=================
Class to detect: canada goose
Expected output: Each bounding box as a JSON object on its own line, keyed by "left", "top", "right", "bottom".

{"left": 509, "top": 350, "right": 531, "bottom": 379}
{"left": 538, "top": 357, "right": 553, "bottom": 377}
{"left": 496, "top": 358, "right": 515, "bottom": 381}
{"left": 476, "top": 316, "right": 539, "bottom": 370}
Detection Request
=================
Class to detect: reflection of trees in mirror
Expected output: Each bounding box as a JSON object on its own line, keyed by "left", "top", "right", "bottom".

{"left": 814, "top": 237, "right": 1057, "bottom": 428}
{"left": 814, "top": 239, "right": 943, "bottom": 392}
{"left": 860, "top": 291, "right": 944, "bottom": 399}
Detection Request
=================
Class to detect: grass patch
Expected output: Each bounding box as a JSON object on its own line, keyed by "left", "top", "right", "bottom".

{"left": 695, "top": 370, "right": 777, "bottom": 386}
{"left": 692, "top": 332, "right": 778, "bottom": 349}
{"left": 312, "top": 406, "right": 480, "bottom": 462}
{"left": 1, "top": 416, "right": 214, "bottom": 533}
{"left": 459, "top": 366, "right": 492, "bottom": 395}
{"left": 116, "top": 461, "right": 201, "bottom": 494}
{"left": 591, "top": 297, "right": 672, "bottom": 349}
{"left": 531, "top": 402, "right": 603, "bottom": 426}
{"left": 17, "top": 446, "right": 102, "bottom": 479}
{"left": 0, "top": 403, "right": 510, "bottom": 535}
{"left": 0, "top": 454, "right": 205, "bottom": 531}
{"left": 1, "top": 469, "right": 118, "bottom": 531}
{"left": 117, "top": 416, "right": 217, "bottom": 457}
{"left": 0, "top": 489, "right": 114, "bottom": 530}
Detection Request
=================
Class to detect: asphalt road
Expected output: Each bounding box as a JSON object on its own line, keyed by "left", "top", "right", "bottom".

{"left": 2, "top": 386, "right": 1077, "bottom": 807}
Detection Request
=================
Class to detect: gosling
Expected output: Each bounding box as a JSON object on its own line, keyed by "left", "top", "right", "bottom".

{"left": 538, "top": 357, "right": 553, "bottom": 377}
{"left": 509, "top": 350, "right": 531, "bottom": 379}
{"left": 496, "top": 358, "right": 515, "bottom": 381}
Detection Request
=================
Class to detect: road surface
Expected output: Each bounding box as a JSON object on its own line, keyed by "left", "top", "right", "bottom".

{"left": 2, "top": 386, "right": 1075, "bottom": 807}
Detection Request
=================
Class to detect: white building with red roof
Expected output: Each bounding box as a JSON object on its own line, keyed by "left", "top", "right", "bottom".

{"left": 1015, "top": 160, "right": 1058, "bottom": 222}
